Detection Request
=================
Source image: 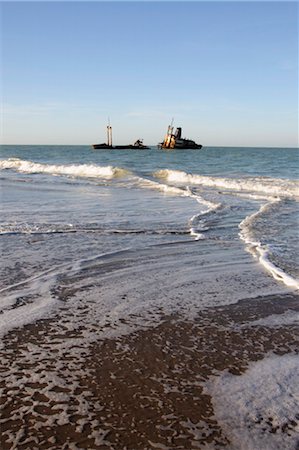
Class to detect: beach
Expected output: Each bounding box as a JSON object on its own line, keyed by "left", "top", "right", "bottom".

{"left": 1, "top": 288, "right": 298, "bottom": 449}
{"left": 0, "top": 145, "right": 298, "bottom": 449}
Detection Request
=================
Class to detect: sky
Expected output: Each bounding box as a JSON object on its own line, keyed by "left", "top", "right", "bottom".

{"left": 1, "top": 1, "right": 298, "bottom": 147}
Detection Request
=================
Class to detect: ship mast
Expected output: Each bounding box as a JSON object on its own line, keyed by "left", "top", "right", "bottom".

{"left": 167, "top": 117, "right": 174, "bottom": 136}
{"left": 162, "top": 118, "right": 173, "bottom": 148}
{"left": 164, "top": 118, "right": 175, "bottom": 148}
{"left": 107, "top": 117, "right": 112, "bottom": 147}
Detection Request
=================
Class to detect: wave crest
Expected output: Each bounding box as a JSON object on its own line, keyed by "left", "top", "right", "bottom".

{"left": 0, "top": 158, "right": 129, "bottom": 179}
{"left": 155, "top": 169, "right": 299, "bottom": 199}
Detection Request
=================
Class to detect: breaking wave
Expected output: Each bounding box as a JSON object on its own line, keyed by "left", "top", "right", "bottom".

{"left": 155, "top": 169, "right": 299, "bottom": 199}
{"left": 0, "top": 158, "right": 129, "bottom": 179}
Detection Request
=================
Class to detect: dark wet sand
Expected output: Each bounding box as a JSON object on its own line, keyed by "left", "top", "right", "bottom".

{"left": 1, "top": 292, "right": 298, "bottom": 449}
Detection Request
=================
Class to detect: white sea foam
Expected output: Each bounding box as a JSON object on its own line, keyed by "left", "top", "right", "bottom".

{"left": 133, "top": 177, "right": 221, "bottom": 240}
{"left": 205, "top": 354, "right": 299, "bottom": 450}
{"left": 239, "top": 200, "right": 299, "bottom": 289}
{"left": 133, "top": 176, "right": 188, "bottom": 197}
{"left": 0, "top": 247, "right": 135, "bottom": 346}
{"left": 155, "top": 169, "right": 299, "bottom": 199}
{"left": 0, "top": 222, "right": 77, "bottom": 235}
{"left": 0, "top": 158, "right": 129, "bottom": 179}
{"left": 0, "top": 269, "right": 60, "bottom": 347}
{"left": 244, "top": 309, "right": 299, "bottom": 328}
{"left": 154, "top": 169, "right": 299, "bottom": 289}
{"left": 0, "top": 241, "right": 286, "bottom": 347}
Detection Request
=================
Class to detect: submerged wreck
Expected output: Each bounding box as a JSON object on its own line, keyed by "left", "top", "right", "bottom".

{"left": 92, "top": 122, "right": 149, "bottom": 150}
{"left": 159, "top": 121, "right": 202, "bottom": 149}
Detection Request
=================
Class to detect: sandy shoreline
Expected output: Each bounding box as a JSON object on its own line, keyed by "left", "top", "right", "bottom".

{"left": 0, "top": 291, "right": 298, "bottom": 449}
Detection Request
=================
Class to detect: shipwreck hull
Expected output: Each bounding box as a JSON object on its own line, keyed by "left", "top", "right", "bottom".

{"left": 160, "top": 124, "right": 202, "bottom": 150}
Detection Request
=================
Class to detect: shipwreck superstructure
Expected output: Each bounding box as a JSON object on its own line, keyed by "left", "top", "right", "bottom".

{"left": 159, "top": 121, "right": 202, "bottom": 149}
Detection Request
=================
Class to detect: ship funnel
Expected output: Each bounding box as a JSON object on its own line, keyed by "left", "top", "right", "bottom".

{"left": 175, "top": 127, "right": 182, "bottom": 139}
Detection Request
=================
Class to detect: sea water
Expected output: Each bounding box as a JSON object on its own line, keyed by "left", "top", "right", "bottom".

{"left": 0, "top": 145, "right": 299, "bottom": 448}
{"left": 0, "top": 145, "right": 298, "bottom": 333}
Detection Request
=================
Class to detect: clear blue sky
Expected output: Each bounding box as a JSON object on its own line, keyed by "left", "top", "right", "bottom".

{"left": 2, "top": 1, "right": 298, "bottom": 147}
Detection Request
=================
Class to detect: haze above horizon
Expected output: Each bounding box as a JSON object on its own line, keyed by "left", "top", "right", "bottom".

{"left": 2, "top": 1, "right": 298, "bottom": 147}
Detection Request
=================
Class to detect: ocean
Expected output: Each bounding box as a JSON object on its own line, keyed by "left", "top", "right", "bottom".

{"left": 0, "top": 145, "right": 298, "bottom": 449}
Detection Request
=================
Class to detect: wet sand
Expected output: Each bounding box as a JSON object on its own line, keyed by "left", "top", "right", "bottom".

{"left": 0, "top": 292, "right": 298, "bottom": 449}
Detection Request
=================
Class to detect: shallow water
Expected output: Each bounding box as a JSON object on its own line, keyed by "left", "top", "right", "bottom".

{"left": 1, "top": 146, "right": 298, "bottom": 328}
